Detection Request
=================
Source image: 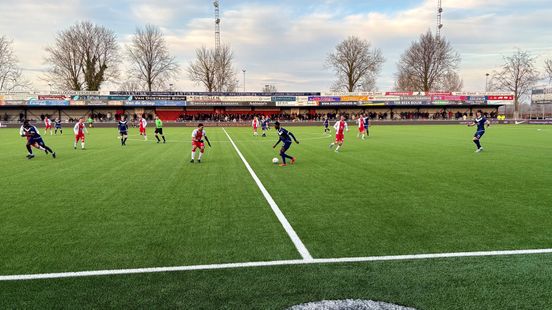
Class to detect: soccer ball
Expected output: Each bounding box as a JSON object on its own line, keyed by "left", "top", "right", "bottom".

{"left": 272, "top": 157, "right": 279, "bottom": 164}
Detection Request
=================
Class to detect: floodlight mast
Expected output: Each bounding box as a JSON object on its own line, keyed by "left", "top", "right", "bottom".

{"left": 436, "top": 0, "right": 443, "bottom": 39}
{"left": 214, "top": 0, "right": 221, "bottom": 51}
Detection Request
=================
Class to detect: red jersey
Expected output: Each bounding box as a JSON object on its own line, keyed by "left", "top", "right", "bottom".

{"left": 334, "top": 120, "right": 348, "bottom": 135}
{"left": 74, "top": 122, "right": 85, "bottom": 135}
{"left": 252, "top": 119, "right": 258, "bottom": 128}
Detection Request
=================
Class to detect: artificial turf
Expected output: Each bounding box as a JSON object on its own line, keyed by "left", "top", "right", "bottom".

{"left": 0, "top": 124, "right": 551, "bottom": 308}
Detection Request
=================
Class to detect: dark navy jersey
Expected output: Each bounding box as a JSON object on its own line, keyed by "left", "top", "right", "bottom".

{"left": 54, "top": 120, "right": 62, "bottom": 127}
{"left": 474, "top": 117, "right": 487, "bottom": 131}
{"left": 323, "top": 119, "right": 329, "bottom": 127}
{"left": 261, "top": 120, "right": 268, "bottom": 129}
{"left": 363, "top": 117, "right": 369, "bottom": 128}
{"left": 118, "top": 121, "right": 128, "bottom": 132}
{"left": 278, "top": 127, "right": 295, "bottom": 143}
{"left": 20, "top": 125, "right": 41, "bottom": 138}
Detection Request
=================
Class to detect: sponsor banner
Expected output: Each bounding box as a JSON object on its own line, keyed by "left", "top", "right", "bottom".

{"left": 400, "top": 96, "right": 431, "bottom": 101}
{"left": 361, "top": 102, "right": 387, "bottom": 106}
{"left": 0, "top": 100, "right": 4, "bottom": 105}
{"left": 153, "top": 100, "right": 186, "bottom": 106}
{"left": 432, "top": 100, "right": 450, "bottom": 105}
{"left": 427, "top": 92, "right": 452, "bottom": 96}
{"left": 296, "top": 96, "right": 309, "bottom": 103}
{"left": 28, "top": 100, "right": 70, "bottom": 106}
{"left": 132, "top": 95, "right": 186, "bottom": 101}
{"left": 111, "top": 91, "right": 320, "bottom": 96}
{"left": 370, "top": 96, "right": 400, "bottom": 102}
{"left": 271, "top": 96, "right": 296, "bottom": 102}
{"left": 322, "top": 92, "right": 385, "bottom": 96}
{"left": 50, "top": 91, "right": 101, "bottom": 96}
{"left": 319, "top": 101, "right": 359, "bottom": 106}
{"left": 125, "top": 101, "right": 157, "bottom": 107}
{"left": 275, "top": 101, "right": 318, "bottom": 107}
{"left": 340, "top": 96, "right": 368, "bottom": 102}
{"left": 108, "top": 100, "right": 124, "bottom": 106}
{"left": 72, "top": 95, "right": 132, "bottom": 101}
{"left": 386, "top": 91, "right": 413, "bottom": 96}
{"left": 70, "top": 100, "right": 86, "bottom": 106}
{"left": 186, "top": 101, "right": 243, "bottom": 107}
{"left": 220, "top": 96, "right": 272, "bottom": 102}
{"left": 187, "top": 95, "right": 222, "bottom": 102}
{"left": 8, "top": 100, "right": 28, "bottom": 105}
{"left": 38, "top": 95, "right": 70, "bottom": 100}
{"left": 397, "top": 100, "right": 431, "bottom": 105}
{"left": 487, "top": 95, "right": 514, "bottom": 101}
{"left": 431, "top": 95, "right": 467, "bottom": 101}
{"left": 308, "top": 96, "right": 341, "bottom": 102}
{"left": 85, "top": 100, "right": 108, "bottom": 106}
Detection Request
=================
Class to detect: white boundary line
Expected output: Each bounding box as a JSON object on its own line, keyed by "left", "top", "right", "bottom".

{"left": 2, "top": 248, "right": 552, "bottom": 281}
{"left": 222, "top": 128, "right": 313, "bottom": 261}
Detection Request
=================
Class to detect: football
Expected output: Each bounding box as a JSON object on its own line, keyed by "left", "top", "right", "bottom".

{"left": 272, "top": 157, "right": 279, "bottom": 164}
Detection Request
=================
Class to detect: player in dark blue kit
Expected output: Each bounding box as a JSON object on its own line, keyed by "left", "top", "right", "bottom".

{"left": 363, "top": 115, "right": 370, "bottom": 137}
{"left": 468, "top": 110, "right": 490, "bottom": 152}
{"left": 19, "top": 121, "right": 56, "bottom": 159}
{"left": 261, "top": 117, "right": 268, "bottom": 137}
{"left": 273, "top": 121, "right": 299, "bottom": 167}
{"left": 118, "top": 117, "right": 129, "bottom": 146}
{"left": 54, "top": 118, "right": 63, "bottom": 135}
{"left": 323, "top": 117, "right": 330, "bottom": 133}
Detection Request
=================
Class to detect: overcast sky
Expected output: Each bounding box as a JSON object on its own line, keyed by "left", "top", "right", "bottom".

{"left": 1, "top": 0, "right": 551, "bottom": 92}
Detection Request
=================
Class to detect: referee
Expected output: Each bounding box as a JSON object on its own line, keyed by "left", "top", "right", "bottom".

{"left": 154, "top": 116, "right": 166, "bottom": 143}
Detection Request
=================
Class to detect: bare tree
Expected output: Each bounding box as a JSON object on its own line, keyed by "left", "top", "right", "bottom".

{"left": 438, "top": 71, "right": 463, "bottom": 92}
{"left": 188, "top": 45, "right": 237, "bottom": 92}
{"left": 127, "top": 25, "right": 179, "bottom": 92}
{"left": 45, "top": 21, "right": 119, "bottom": 91}
{"left": 117, "top": 79, "right": 144, "bottom": 91}
{"left": 491, "top": 49, "right": 540, "bottom": 118}
{"left": 326, "top": 36, "right": 384, "bottom": 92}
{"left": 396, "top": 30, "right": 461, "bottom": 92}
{"left": 0, "top": 36, "right": 31, "bottom": 91}
{"left": 545, "top": 58, "right": 552, "bottom": 83}
{"left": 262, "top": 84, "right": 278, "bottom": 93}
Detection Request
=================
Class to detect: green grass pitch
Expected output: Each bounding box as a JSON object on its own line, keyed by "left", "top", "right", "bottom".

{"left": 1, "top": 124, "right": 552, "bottom": 308}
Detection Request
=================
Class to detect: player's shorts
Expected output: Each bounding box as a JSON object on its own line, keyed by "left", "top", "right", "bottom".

{"left": 358, "top": 127, "right": 365, "bottom": 133}
{"left": 29, "top": 137, "right": 44, "bottom": 146}
{"left": 192, "top": 141, "right": 205, "bottom": 149}
{"left": 253, "top": 126, "right": 258, "bottom": 130}
{"left": 75, "top": 133, "right": 85, "bottom": 141}
{"left": 45, "top": 125, "right": 52, "bottom": 129}
{"left": 139, "top": 127, "right": 146, "bottom": 134}
{"left": 282, "top": 141, "right": 292, "bottom": 151}
{"left": 119, "top": 131, "right": 128, "bottom": 136}
{"left": 474, "top": 130, "right": 485, "bottom": 139}
{"left": 55, "top": 125, "right": 62, "bottom": 129}
{"left": 335, "top": 133, "right": 344, "bottom": 143}
{"left": 155, "top": 128, "right": 163, "bottom": 135}
{"left": 364, "top": 125, "right": 369, "bottom": 130}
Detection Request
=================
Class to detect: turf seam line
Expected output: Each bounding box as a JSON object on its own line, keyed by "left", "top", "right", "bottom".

{"left": 222, "top": 128, "right": 313, "bottom": 261}
{"left": 2, "top": 248, "right": 552, "bottom": 281}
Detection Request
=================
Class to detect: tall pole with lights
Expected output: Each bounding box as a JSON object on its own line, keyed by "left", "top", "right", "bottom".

{"left": 242, "top": 69, "right": 246, "bottom": 92}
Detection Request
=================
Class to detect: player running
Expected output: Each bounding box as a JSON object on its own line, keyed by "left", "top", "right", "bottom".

{"left": 364, "top": 114, "right": 370, "bottom": 137}
{"left": 154, "top": 116, "right": 166, "bottom": 144}
{"left": 468, "top": 110, "right": 490, "bottom": 153}
{"left": 118, "top": 117, "right": 129, "bottom": 146}
{"left": 20, "top": 121, "right": 56, "bottom": 159}
{"left": 357, "top": 114, "right": 367, "bottom": 140}
{"left": 261, "top": 116, "right": 268, "bottom": 137}
{"left": 323, "top": 117, "right": 330, "bottom": 134}
{"left": 54, "top": 118, "right": 63, "bottom": 135}
{"left": 191, "top": 123, "right": 211, "bottom": 163}
{"left": 252, "top": 117, "right": 259, "bottom": 136}
{"left": 139, "top": 115, "right": 147, "bottom": 140}
{"left": 73, "top": 118, "right": 88, "bottom": 150}
{"left": 273, "top": 121, "right": 299, "bottom": 167}
{"left": 44, "top": 116, "right": 53, "bottom": 135}
{"left": 329, "top": 115, "right": 349, "bottom": 152}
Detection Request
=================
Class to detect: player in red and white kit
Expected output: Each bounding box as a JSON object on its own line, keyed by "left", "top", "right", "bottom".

{"left": 139, "top": 116, "right": 148, "bottom": 140}
{"left": 44, "top": 117, "right": 53, "bottom": 135}
{"left": 357, "top": 113, "right": 367, "bottom": 140}
{"left": 73, "top": 118, "right": 88, "bottom": 150}
{"left": 190, "top": 123, "right": 211, "bottom": 163}
{"left": 252, "top": 117, "right": 259, "bottom": 136}
{"left": 329, "top": 115, "right": 348, "bottom": 152}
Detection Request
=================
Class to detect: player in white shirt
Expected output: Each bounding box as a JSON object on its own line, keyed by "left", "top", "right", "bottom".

{"left": 252, "top": 117, "right": 259, "bottom": 136}
{"left": 139, "top": 116, "right": 148, "bottom": 140}
{"left": 44, "top": 117, "right": 53, "bottom": 135}
{"left": 329, "top": 115, "right": 349, "bottom": 152}
{"left": 73, "top": 118, "right": 88, "bottom": 150}
{"left": 190, "top": 123, "right": 211, "bottom": 163}
{"left": 357, "top": 113, "right": 367, "bottom": 140}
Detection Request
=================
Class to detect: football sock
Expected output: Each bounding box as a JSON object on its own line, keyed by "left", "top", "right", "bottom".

{"left": 162, "top": 136, "right": 166, "bottom": 142}
{"left": 191, "top": 151, "right": 195, "bottom": 160}
{"left": 26, "top": 145, "right": 32, "bottom": 154}
{"left": 474, "top": 140, "right": 481, "bottom": 149}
